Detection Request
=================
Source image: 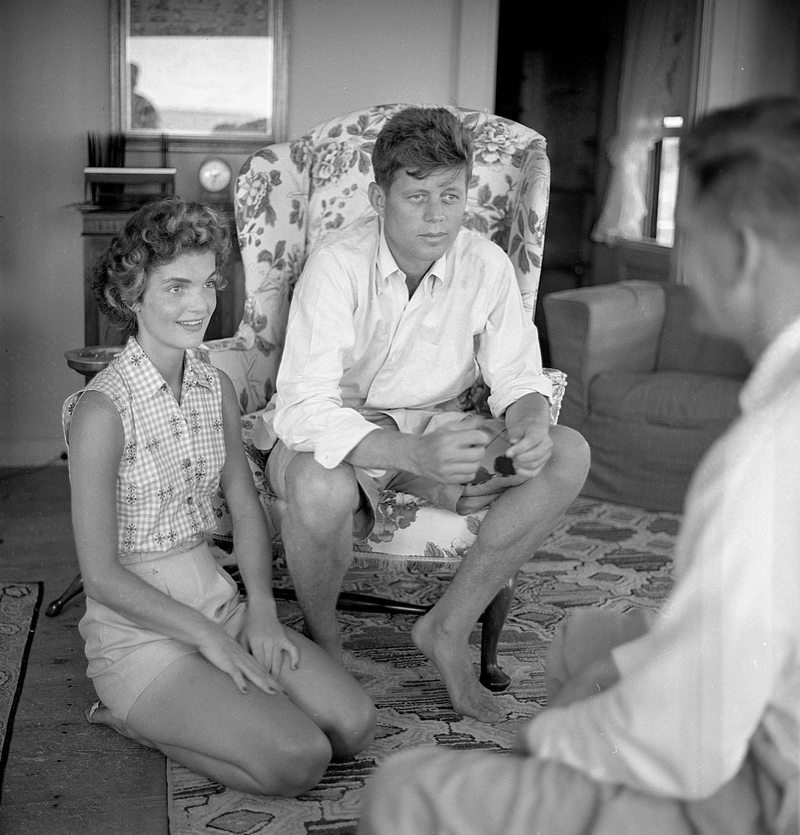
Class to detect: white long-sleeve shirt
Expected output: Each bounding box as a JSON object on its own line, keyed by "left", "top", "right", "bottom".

{"left": 523, "top": 315, "right": 800, "bottom": 802}
{"left": 268, "top": 216, "right": 552, "bottom": 468}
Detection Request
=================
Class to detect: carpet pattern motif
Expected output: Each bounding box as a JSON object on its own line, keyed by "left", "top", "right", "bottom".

{"left": 0, "top": 581, "right": 43, "bottom": 800}
{"left": 168, "top": 498, "right": 680, "bottom": 834}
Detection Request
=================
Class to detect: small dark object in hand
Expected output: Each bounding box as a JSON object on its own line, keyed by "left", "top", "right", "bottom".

{"left": 494, "top": 455, "right": 516, "bottom": 476}
{"left": 469, "top": 466, "right": 493, "bottom": 485}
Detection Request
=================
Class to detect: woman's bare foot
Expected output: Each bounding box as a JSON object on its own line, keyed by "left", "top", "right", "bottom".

{"left": 85, "top": 701, "right": 156, "bottom": 748}
{"left": 410, "top": 616, "right": 505, "bottom": 724}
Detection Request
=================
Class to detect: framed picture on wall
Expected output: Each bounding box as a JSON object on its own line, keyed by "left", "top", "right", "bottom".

{"left": 111, "top": 0, "right": 286, "bottom": 147}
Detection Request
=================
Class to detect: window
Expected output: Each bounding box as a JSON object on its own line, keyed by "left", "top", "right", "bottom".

{"left": 590, "top": 0, "right": 695, "bottom": 248}
{"left": 111, "top": 0, "right": 286, "bottom": 146}
{"left": 643, "top": 116, "right": 683, "bottom": 246}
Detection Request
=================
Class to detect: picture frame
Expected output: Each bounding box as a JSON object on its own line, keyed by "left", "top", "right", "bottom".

{"left": 110, "top": 0, "right": 286, "bottom": 149}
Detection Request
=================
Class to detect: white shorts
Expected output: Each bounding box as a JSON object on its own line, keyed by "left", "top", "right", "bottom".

{"left": 79, "top": 538, "right": 246, "bottom": 722}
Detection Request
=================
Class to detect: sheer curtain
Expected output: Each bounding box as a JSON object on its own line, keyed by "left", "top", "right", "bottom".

{"left": 592, "top": 0, "right": 692, "bottom": 242}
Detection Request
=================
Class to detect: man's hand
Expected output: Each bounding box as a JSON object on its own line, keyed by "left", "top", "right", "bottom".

{"left": 409, "top": 421, "right": 489, "bottom": 484}
{"left": 549, "top": 655, "right": 621, "bottom": 708}
{"left": 504, "top": 394, "right": 553, "bottom": 479}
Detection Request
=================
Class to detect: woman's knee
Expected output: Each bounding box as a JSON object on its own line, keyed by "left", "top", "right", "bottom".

{"left": 251, "top": 726, "right": 333, "bottom": 797}
{"left": 328, "top": 692, "right": 377, "bottom": 761}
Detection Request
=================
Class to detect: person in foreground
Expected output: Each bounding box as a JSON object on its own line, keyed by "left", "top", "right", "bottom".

{"left": 356, "top": 96, "right": 800, "bottom": 835}
{"left": 262, "top": 107, "right": 590, "bottom": 724}
{"left": 64, "top": 198, "right": 375, "bottom": 796}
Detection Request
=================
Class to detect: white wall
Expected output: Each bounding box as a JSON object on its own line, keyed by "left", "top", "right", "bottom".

{"left": 0, "top": 0, "right": 109, "bottom": 467}
{"left": 696, "top": 0, "right": 800, "bottom": 115}
{"left": 285, "top": 0, "right": 498, "bottom": 138}
{"left": 0, "top": 0, "right": 498, "bottom": 466}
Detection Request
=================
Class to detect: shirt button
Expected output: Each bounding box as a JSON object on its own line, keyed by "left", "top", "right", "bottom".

{"left": 183, "top": 459, "right": 191, "bottom": 467}
{"left": 187, "top": 496, "right": 194, "bottom": 504}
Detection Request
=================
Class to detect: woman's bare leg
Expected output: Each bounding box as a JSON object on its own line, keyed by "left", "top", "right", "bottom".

{"left": 119, "top": 627, "right": 375, "bottom": 795}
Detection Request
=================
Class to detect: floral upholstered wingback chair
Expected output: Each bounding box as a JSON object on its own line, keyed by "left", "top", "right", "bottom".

{"left": 200, "top": 104, "right": 565, "bottom": 689}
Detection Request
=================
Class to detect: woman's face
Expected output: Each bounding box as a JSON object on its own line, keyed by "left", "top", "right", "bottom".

{"left": 133, "top": 249, "right": 218, "bottom": 356}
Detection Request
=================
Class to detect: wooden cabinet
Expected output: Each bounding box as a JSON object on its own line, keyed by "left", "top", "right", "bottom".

{"left": 80, "top": 207, "right": 244, "bottom": 347}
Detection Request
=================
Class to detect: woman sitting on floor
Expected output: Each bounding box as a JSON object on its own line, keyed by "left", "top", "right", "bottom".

{"left": 63, "top": 197, "right": 376, "bottom": 796}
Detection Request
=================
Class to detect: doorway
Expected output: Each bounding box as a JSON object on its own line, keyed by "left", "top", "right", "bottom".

{"left": 495, "top": 0, "right": 627, "bottom": 362}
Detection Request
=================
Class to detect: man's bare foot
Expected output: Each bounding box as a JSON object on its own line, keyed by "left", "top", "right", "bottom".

{"left": 410, "top": 616, "right": 505, "bottom": 723}
{"left": 85, "top": 701, "right": 156, "bottom": 748}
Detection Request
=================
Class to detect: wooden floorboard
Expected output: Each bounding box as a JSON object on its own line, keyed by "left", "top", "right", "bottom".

{"left": 0, "top": 466, "right": 168, "bottom": 834}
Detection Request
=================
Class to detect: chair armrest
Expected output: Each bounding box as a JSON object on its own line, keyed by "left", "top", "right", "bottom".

{"left": 197, "top": 337, "right": 277, "bottom": 416}
{"left": 543, "top": 280, "right": 666, "bottom": 431}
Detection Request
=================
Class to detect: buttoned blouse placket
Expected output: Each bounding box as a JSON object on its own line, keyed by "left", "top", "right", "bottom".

{"left": 174, "top": 371, "right": 211, "bottom": 538}
{"left": 119, "top": 347, "right": 221, "bottom": 552}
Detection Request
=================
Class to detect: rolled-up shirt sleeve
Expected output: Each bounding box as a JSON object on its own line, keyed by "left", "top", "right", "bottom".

{"left": 273, "top": 249, "right": 380, "bottom": 468}
{"left": 478, "top": 260, "right": 552, "bottom": 418}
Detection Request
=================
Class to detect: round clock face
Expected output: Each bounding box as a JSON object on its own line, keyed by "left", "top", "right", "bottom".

{"left": 198, "top": 158, "right": 232, "bottom": 193}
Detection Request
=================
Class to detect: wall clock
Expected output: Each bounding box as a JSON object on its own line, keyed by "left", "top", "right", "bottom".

{"left": 198, "top": 157, "right": 232, "bottom": 193}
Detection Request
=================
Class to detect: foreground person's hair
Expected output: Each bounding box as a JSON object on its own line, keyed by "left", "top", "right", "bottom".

{"left": 682, "top": 95, "right": 800, "bottom": 246}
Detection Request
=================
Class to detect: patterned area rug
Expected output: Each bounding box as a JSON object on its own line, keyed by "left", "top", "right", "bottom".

{"left": 0, "top": 582, "right": 43, "bottom": 801}
{"left": 168, "top": 498, "right": 680, "bottom": 834}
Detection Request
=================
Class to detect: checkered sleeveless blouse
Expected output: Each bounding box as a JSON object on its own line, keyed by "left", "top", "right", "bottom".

{"left": 63, "top": 338, "right": 226, "bottom": 554}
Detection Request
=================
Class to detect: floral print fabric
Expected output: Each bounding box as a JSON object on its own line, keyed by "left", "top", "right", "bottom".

{"left": 202, "top": 104, "right": 564, "bottom": 558}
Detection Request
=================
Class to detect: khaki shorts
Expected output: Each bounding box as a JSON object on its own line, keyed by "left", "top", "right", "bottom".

{"left": 266, "top": 416, "right": 514, "bottom": 540}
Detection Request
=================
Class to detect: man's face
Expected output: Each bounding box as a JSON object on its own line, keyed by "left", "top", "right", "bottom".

{"left": 369, "top": 166, "right": 468, "bottom": 280}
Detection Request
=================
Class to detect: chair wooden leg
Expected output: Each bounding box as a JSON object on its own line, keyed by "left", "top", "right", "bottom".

{"left": 45, "top": 573, "right": 84, "bottom": 617}
{"left": 272, "top": 586, "right": 431, "bottom": 615}
{"left": 479, "top": 571, "right": 518, "bottom": 692}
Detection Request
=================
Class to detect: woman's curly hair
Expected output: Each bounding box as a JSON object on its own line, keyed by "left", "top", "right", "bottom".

{"left": 92, "top": 197, "right": 232, "bottom": 337}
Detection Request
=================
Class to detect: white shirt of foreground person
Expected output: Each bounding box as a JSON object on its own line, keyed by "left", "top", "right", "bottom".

{"left": 257, "top": 216, "right": 553, "bottom": 467}
{"left": 523, "top": 314, "right": 800, "bottom": 803}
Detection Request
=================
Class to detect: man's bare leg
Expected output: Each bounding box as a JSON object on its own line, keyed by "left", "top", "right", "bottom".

{"left": 281, "top": 454, "right": 362, "bottom": 663}
{"left": 411, "top": 424, "right": 590, "bottom": 723}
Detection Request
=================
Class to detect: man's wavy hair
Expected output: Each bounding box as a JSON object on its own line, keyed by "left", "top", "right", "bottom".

{"left": 682, "top": 96, "right": 800, "bottom": 246}
{"left": 92, "top": 197, "right": 232, "bottom": 337}
{"left": 371, "top": 106, "right": 474, "bottom": 190}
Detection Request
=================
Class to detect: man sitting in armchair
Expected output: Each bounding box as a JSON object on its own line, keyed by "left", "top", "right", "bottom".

{"left": 260, "top": 106, "right": 590, "bottom": 723}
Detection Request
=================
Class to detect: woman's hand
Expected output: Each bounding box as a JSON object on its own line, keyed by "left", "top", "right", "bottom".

{"left": 196, "top": 626, "right": 287, "bottom": 696}
{"left": 239, "top": 608, "right": 301, "bottom": 683}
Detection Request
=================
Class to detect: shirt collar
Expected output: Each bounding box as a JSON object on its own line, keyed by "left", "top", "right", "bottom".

{"left": 184, "top": 349, "right": 215, "bottom": 392}
{"left": 374, "top": 220, "right": 448, "bottom": 295}
{"left": 740, "top": 314, "right": 800, "bottom": 413}
{"left": 119, "top": 337, "right": 214, "bottom": 399}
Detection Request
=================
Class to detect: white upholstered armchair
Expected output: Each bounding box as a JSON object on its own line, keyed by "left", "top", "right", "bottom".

{"left": 199, "top": 104, "right": 566, "bottom": 690}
